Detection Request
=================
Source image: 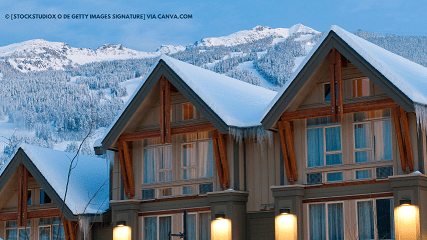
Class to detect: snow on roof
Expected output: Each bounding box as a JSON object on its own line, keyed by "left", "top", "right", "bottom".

{"left": 263, "top": 25, "right": 427, "bottom": 119}
{"left": 1, "top": 144, "right": 109, "bottom": 215}
{"left": 104, "top": 55, "right": 278, "bottom": 139}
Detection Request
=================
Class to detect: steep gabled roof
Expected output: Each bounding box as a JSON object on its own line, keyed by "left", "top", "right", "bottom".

{"left": 101, "top": 55, "right": 277, "bottom": 150}
{"left": 0, "top": 144, "right": 109, "bottom": 220}
{"left": 262, "top": 25, "right": 427, "bottom": 130}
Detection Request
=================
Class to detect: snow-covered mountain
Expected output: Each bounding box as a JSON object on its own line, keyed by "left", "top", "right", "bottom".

{"left": 0, "top": 24, "right": 318, "bottom": 72}
{"left": 0, "top": 39, "right": 159, "bottom": 72}
{"left": 190, "top": 23, "right": 319, "bottom": 47}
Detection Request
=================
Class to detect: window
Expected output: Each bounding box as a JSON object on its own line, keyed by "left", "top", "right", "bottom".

{"left": 357, "top": 198, "right": 394, "bottom": 239}
{"left": 307, "top": 116, "right": 342, "bottom": 167}
{"left": 143, "top": 145, "right": 172, "bottom": 184}
{"left": 354, "top": 110, "right": 392, "bottom": 163}
{"left": 326, "top": 172, "right": 343, "bottom": 182}
{"left": 143, "top": 215, "right": 172, "bottom": 240}
{"left": 376, "top": 166, "right": 393, "bottom": 179}
{"left": 159, "top": 188, "right": 172, "bottom": 197}
{"left": 353, "top": 79, "right": 370, "bottom": 98}
{"left": 182, "top": 133, "right": 213, "bottom": 180}
{"left": 39, "top": 217, "right": 65, "bottom": 240}
{"left": 183, "top": 185, "right": 196, "bottom": 195}
{"left": 40, "top": 189, "right": 52, "bottom": 204}
{"left": 27, "top": 190, "right": 32, "bottom": 205}
{"left": 355, "top": 169, "right": 373, "bottom": 180}
{"left": 183, "top": 103, "right": 196, "bottom": 120}
{"left": 187, "top": 212, "right": 211, "bottom": 240}
{"left": 309, "top": 202, "right": 344, "bottom": 240}
{"left": 324, "top": 83, "right": 337, "bottom": 102}
{"left": 5, "top": 220, "right": 30, "bottom": 240}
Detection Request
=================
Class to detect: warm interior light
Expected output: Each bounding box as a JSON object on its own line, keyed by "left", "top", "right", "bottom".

{"left": 113, "top": 225, "right": 131, "bottom": 240}
{"left": 395, "top": 205, "right": 419, "bottom": 240}
{"left": 275, "top": 214, "right": 297, "bottom": 240}
{"left": 212, "top": 218, "right": 231, "bottom": 240}
{"left": 280, "top": 208, "right": 290, "bottom": 215}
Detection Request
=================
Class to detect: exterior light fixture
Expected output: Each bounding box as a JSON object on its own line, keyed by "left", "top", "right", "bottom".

{"left": 280, "top": 208, "right": 290, "bottom": 215}
{"left": 116, "top": 221, "right": 126, "bottom": 227}
{"left": 400, "top": 199, "right": 411, "bottom": 206}
{"left": 215, "top": 213, "right": 225, "bottom": 220}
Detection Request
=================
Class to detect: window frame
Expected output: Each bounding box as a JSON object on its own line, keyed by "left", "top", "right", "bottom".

{"left": 38, "top": 217, "right": 65, "bottom": 240}
{"left": 142, "top": 144, "right": 173, "bottom": 184}
{"left": 307, "top": 201, "right": 346, "bottom": 240}
{"left": 5, "top": 220, "right": 30, "bottom": 240}
{"left": 142, "top": 214, "right": 174, "bottom": 240}
{"left": 306, "top": 120, "right": 343, "bottom": 168}
{"left": 185, "top": 211, "right": 211, "bottom": 240}
{"left": 355, "top": 197, "right": 395, "bottom": 240}
{"left": 182, "top": 103, "right": 196, "bottom": 121}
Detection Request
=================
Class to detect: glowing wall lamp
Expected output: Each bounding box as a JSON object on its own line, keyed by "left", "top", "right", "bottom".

{"left": 113, "top": 220, "right": 131, "bottom": 240}
{"left": 396, "top": 198, "right": 419, "bottom": 240}
{"left": 212, "top": 213, "right": 231, "bottom": 240}
{"left": 275, "top": 207, "right": 297, "bottom": 240}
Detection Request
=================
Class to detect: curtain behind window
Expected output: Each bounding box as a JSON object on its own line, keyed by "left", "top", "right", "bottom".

{"left": 307, "top": 128, "right": 324, "bottom": 167}
{"left": 144, "top": 217, "right": 157, "bottom": 240}
{"left": 309, "top": 204, "right": 326, "bottom": 240}
{"left": 328, "top": 203, "right": 344, "bottom": 240}
{"left": 159, "top": 216, "right": 171, "bottom": 240}
{"left": 53, "top": 225, "right": 65, "bottom": 240}
{"left": 144, "top": 148, "right": 156, "bottom": 183}
{"left": 374, "top": 120, "right": 392, "bottom": 161}
{"left": 357, "top": 201, "right": 374, "bottom": 240}
{"left": 6, "top": 229, "right": 17, "bottom": 240}
{"left": 199, "top": 213, "right": 211, "bottom": 240}
{"left": 39, "top": 227, "right": 51, "bottom": 240}
{"left": 187, "top": 214, "right": 196, "bottom": 240}
{"left": 198, "top": 141, "right": 213, "bottom": 178}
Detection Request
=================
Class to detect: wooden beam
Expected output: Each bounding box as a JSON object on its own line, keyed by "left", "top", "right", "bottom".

{"left": 281, "top": 99, "right": 399, "bottom": 122}
{"left": 118, "top": 123, "right": 216, "bottom": 142}
{"left": 336, "top": 51, "right": 343, "bottom": 122}
{"left": 27, "top": 209, "right": 61, "bottom": 219}
{"left": 17, "top": 164, "right": 23, "bottom": 226}
{"left": 117, "top": 141, "right": 130, "bottom": 198}
{"left": 277, "top": 121, "right": 293, "bottom": 183}
{"left": 121, "top": 141, "right": 135, "bottom": 198}
{"left": 159, "top": 76, "right": 166, "bottom": 144}
{"left": 171, "top": 123, "right": 216, "bottom": 136}
{"left": 218, "top": 132, "right": 230, "bottom": 189}
{"left": 400, "top": 107, "right": 414, "bottom": 172}
{"left": 329, "top": 48, "right": 337, "bottom": 123}
{"left": 165, "top": 79, "right": 171, "bottom": 143}
{"left": 0, "top": 212, "right": 18, "bottom": 221}
{"left": 63, "top": 216, "right": 70, "bottom": 240}
{"left": 212, "top": 130, "right": 225, "bottom": 189}
{"left": 393, "top": 107, "right": 407, "bottom": 172}
{"left": 283, "top": 121, "right": 298, "bottom": 181}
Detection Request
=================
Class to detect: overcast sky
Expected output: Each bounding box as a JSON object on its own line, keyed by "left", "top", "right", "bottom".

{"left": 1, "top": 0, "right": 427, "bottom": 52}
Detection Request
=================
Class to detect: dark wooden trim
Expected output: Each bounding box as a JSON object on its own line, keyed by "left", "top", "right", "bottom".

{"left": 27, "top": 209, "right": 62, "bottom": 219}
{"left": 281, "top": 99, "right": 399, "bottom": 122}
{"left": 140, "top": 195, "right": 208, "bottom": 204}
{"left": 302, "top": 192, "right": 393, "bottom": 203}
{"left": 117, "top": 141, "right": 131, "bottom": 199}
{"left": 219, "top": 132, "right": 230, "bottom": 189}
{"left": 160, "top": 76, "right": 166, "bottom": 144}
{"left": 400, "top": 107, "right": 414, "bottom": 171}
{"left": 393, "top": 107, "right": 407, "bottom": 172}
{"left": 278, "top": 121, "right": 293, "bottom": 183}
{"left": 171, "top": 123, "right": 216, "bottom": 136}
{"left": 0, "top": 212, "right": 18, "bottom": 221}
{"left": 122, "top": 141, "right": 135, "bottom": 198}
{"left": 212, "top": 130, "right": 224, "bottom": 188}
{"left": 119, "top": 130, "right": 161, "bottom": 142}
{"left": 63, "top": 216, "right": 70, "bottom": 240}
{"left": 336, "top": 51, "right": 343, "bottom": 122}
{"left": 138, "top": 207, "right": 211, "bottom": 217}
{"left": 284, "top": 121, "right": 298, "bottom": 181}
{"left": 305, "top": 179, "right": 390, "bottom": 189}
{"left": 18, "top": 164, "right": 23, "bottom": 226}
{"left": 329, "top": 48, "right": 337, "bottom": 123}
{"left": 165, "top": 78, "right": 171, "bottom": 143}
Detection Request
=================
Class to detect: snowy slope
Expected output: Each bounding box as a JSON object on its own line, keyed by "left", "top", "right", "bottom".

{"left": 191, "top": 24, "right": 319, "bottom": 47}
{"left": 0, "top": 39, "right": 160, "bottom": 72}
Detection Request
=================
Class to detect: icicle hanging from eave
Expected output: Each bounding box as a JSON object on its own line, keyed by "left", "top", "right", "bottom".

{"left": 415, "top": 103, "right": 427, "bottom": 134}
{"left": 79, "top": 215, "right": 92, "bottom": 240}
{"left": 228, "top": 126, "right": 273, "bottom": 145}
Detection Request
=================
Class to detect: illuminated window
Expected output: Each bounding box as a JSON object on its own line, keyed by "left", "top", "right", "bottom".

{"left": 187, "top": 212, "right": 211, "bottom": 240}
{"left": 5, "top": 220, "right": 30, "bottom": 240}
{"left": 39, "top": 217, "right": 65, "bottom": 240}
{"left": 353, "top": 110, "right": 392, "bottom": 163}
{"left": 159, "top": 188, "right": 172, "bottom": 197}
{"left": 357, "top": 198, "right": 394, "bottom": 239}
{"left": 309, "top": 202, "right": 344, "bottom": 239}
{"left": 183, "top": 103, "right": 196, "bottom": 120}
{"left": 352, "top": 78, "right": 370, "bottom": 98}
{"left": 307, "top": 116, "right": 342, "bottom": 167}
